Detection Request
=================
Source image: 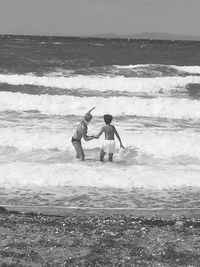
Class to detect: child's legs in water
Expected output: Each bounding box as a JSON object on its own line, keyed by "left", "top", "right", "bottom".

{"left": 108, "top": 153, "right": 113, "bottom": 162}
{"left": 100, "top": 149, "right": 106, "bottom": 161}
{"left": 72, "top": 141, "right": 85, "bottom": 161}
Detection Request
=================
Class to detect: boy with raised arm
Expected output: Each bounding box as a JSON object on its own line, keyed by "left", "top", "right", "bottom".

{"left": 71, "top": 107, "right": 95, "bottom": 161}
{"left": 95, "top": 114, "right": 125, "bottom": 162}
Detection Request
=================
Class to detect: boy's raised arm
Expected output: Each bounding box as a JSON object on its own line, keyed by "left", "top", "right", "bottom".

{"left": 85, "top": 107, "right": 95, "bottom": 115}
{"left": 114, "top": 126, "right": 125, "bottom": 149}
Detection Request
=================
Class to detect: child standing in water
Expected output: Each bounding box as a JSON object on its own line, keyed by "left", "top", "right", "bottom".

{"left": 95, "top": 114, "right": 125, "bottom": 162}
{"left": 71, "top": 107, "right": 96, "bottom": 161}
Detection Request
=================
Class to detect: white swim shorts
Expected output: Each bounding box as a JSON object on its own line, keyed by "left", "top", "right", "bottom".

{"left": 102, "top": 140, "right": 116, "bottom": 153}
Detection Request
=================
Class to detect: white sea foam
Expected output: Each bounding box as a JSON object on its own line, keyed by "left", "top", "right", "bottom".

{"left": 1, "top": 92, "right": 200, "bottom": 119}
{"left": 91, "top": 43, "right": 104, "bottom": 46}
{"left": 0, "top": 73, "right": 199, "bottom": 93}
{"left": 0, "top": 128, "right": 67, "bottom": 150}
{"left": 0, "top": 162, "right": 200, "bottom": 189}
{"left": 114, "top": 64, "right": 148, "bottom": 69}
{"left": 1, "top": 127, "right": 200, "bottom": 160}
{"left": 172, "top": 65, "right": 200, "bottom": 75}
{"left": 114, "top": 64, "right": 200, "bottom": 75}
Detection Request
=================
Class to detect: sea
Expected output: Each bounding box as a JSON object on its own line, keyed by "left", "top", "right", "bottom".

{"left": 1, "top": 34, "right": 200, "bottom": 209}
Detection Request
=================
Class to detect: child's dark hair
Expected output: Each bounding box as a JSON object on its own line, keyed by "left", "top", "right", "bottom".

{"left": 103, "top": 114, "right": 113, "bottom": 125}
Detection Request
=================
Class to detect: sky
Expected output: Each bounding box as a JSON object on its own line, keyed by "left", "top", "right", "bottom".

{"left": 0, "top": 0, "right": 200, "bottom": 37}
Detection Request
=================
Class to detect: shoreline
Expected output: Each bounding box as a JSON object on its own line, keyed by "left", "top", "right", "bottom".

{"left": 3, "top": 205, "right": 200, "bottom": 218}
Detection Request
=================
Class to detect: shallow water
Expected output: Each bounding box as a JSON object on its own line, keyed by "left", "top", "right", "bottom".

{"left": 1, "top": 186, "right": 200, "bottom": 209}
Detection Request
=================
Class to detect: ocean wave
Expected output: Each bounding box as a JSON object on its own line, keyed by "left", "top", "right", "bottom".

{"left": 0, "top": 128, "right": 200, "bottom": 160}
{"left": 114, "top": 64, "right": 148, "bottom": 69}
{"left": 1, "top": 162, "right": 200, "bottom": 189}
{"left": 113, "top": 64, "right": 200, "bottom": 77}
{"left": 114, "top": 64, "right": 200, "bottom": 74}
{"left": 0, "top": 73, "right": 200, "bottom": 93}
{"left": 1, "top": 92, "right": 200, "bottom": 119}
{"left": 172, "top": 65, "right": 200, "bottom": 75}
{"left": 91, "top": 43, "right": 104, "bottom": 46}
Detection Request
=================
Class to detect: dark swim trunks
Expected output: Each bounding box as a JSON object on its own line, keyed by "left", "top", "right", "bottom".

{"left": 71, "top": 137, "right": 81, "bottom": 143}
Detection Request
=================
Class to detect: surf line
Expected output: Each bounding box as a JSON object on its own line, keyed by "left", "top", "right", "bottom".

{"left": 3, "top": 205, "right": 200, "bottom": 211}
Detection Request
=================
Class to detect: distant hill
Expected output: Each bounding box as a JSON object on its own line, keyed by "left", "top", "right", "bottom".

{"left": 84, "top": 32, "right": 200, "bottom": 41}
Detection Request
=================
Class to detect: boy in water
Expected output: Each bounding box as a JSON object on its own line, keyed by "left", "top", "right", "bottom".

{"left": 95, "top": 114, "right": 125, "bottom": 162}
{"left": 71, "top": 107, "right": 95, "bottom": 161}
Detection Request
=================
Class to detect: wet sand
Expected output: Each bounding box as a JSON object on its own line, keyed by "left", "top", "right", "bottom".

{"left": 1, "top": 206, "right": 200, "bottom": 266}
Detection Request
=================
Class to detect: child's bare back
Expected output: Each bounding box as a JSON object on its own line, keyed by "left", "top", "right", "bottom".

{"left": 102, "top": 124, "right": 115, "bottom": 140}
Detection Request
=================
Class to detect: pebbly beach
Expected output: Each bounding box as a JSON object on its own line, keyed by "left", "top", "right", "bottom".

{"left": 1, "top": 206, "right": 200, "bottom": 266}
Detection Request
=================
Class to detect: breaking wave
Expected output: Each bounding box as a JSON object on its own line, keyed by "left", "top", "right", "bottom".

{"left": 1, "top": 162, "right": 200, "bottom": 189}
{"left": 1, "top": 91, "right": 200, "bottom": 119}
{"left": 0, "top": 128, "right": 200, "bottom": 160}
{"left": 0, "top": 73, "right": 200, "bottom": 94}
